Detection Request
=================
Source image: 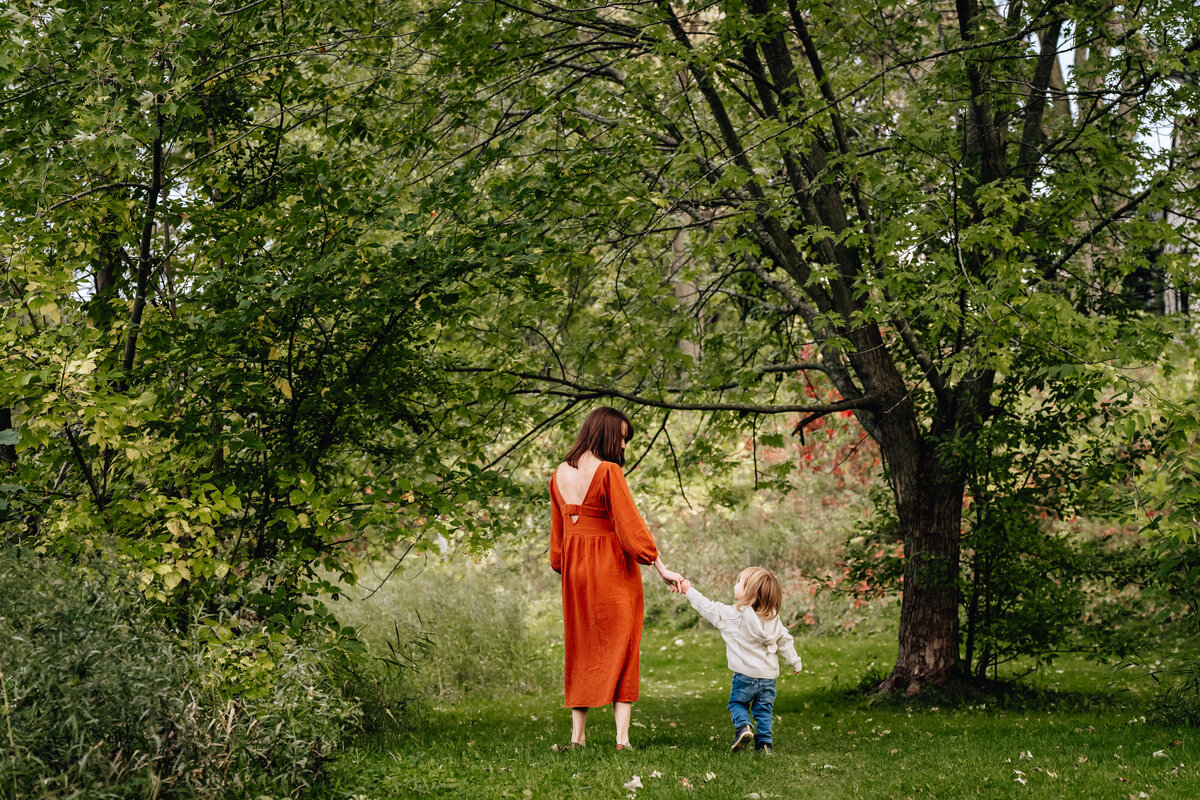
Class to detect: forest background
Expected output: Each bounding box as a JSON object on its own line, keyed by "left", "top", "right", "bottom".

{"left": 1, "top": 0, "right": 1199, "bottom": 796}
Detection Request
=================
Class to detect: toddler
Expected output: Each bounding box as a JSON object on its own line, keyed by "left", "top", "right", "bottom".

{"left": 679, "top": 567, "right": 801, "bottom": 754}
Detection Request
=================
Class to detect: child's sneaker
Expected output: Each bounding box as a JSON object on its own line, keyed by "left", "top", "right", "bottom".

{"left": 731, "top": 725, "right": 754, "bottom": 751}
{"left": 755, "top": 742, "right": 773, "bottom": 755}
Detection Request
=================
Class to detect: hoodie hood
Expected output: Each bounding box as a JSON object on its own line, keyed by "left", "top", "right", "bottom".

{"left": 738, "top": 606, "right": 779, "bottom": 653}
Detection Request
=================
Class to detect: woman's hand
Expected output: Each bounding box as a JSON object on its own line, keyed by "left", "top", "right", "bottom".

{"left": 659, "top": 568, "right": 684, "bottom": 592}
{"left": 652, "top": 558, "right": 684, "bottom": 592}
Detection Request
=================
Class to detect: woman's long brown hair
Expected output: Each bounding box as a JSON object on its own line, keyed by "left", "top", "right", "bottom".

{"left": 564, "top": 407, "right": 633, "bottom": 467}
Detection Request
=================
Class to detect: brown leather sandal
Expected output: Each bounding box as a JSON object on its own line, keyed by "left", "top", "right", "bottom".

{"left": 551, "top": 741, "right": 586, "bottom": 752}
{"left": 615, "top": 743, "right": 635, "bottom": 751}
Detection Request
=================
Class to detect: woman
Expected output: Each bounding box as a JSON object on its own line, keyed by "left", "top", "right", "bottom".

{"left": 549, "top": 406, "right": 684, "bottom": 751}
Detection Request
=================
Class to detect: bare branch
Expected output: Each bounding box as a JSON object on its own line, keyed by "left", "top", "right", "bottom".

{"left": 452, "top": 367, "right": 880, "bottom": 415}
{"left": 40, "top": 182, "right": 150, "bottom": 215}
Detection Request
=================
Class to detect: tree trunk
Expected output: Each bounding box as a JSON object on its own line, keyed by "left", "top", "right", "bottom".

{"left": 879, "top": 444, "right": 964, "bottom": 693}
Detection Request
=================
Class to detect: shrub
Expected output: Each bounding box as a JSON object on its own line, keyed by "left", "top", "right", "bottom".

{"left": 1147, "top": 656, "right": 1200, "bottom": 727}
{"left": 0, "top": 549, "right": 359, "bottom": 799}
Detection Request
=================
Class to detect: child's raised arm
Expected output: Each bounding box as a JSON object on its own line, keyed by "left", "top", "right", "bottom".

{"left": 684, "top": 584, "right": 739, "bottom": 631}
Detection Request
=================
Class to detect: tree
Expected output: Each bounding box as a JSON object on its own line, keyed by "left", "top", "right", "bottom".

{"left": 0, "top": 0, "right": 526, "bottom": 624}
{"left": 408, "top": 0, "right": 1200, "bottom": 690}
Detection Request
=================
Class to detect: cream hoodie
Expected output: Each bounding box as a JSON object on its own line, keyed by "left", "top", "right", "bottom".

{"left": 685, "top": 587, "right": 802, "bottom": 679}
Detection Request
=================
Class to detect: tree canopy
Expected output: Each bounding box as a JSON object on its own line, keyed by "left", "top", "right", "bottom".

{"left": 2, "top": 0, "right": 1197, "bottom": 689}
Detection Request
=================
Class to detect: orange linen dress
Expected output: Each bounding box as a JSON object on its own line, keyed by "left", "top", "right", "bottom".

{"left": 549, "top": 460, "right": 659, "bottom": 708}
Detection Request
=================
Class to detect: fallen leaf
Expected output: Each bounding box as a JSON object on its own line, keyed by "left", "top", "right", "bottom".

{"left": 1170, "top": 740, "right": 1183, "bottom": 747}
{"left": 650, "top": 771, "right": 662, "bottom": 779}
{"left": 1078, "top": 757, "right": 1089, "bottom": 764}
{"left": 1015, "top": 776, "right": 1027, "bottom": 785}
{"left": 1153, "top": 750, "right": 1167, "bottom": 757}
{"left": 680, "top": 777, "right": 692, "bottom": 788}
{"left": 623, "top": 776, "right": 643, "bottom": 791}
{"left": 705, "top": 772, "right": 716, "bottom": 782}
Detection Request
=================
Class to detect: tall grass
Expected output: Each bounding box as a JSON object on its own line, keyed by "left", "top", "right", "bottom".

{"left": 332, "top": 554, "right": 560, "bottom": 716}
{"left": 0, "top": 549, "right": 358, "bottom": 799}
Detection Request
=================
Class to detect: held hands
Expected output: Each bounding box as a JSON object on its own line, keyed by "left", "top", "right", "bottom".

{"left": 678, "top": 579, "right": 691, "bottom": 594}
{"left": 657, "top": 565, "right": 685, "bottom": 593}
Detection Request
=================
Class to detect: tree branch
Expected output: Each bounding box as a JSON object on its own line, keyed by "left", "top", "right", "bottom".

{"left": 1017, "top": 16, "right": 1065, "bottom": 192}
{"left": 41, "top": 182, "right": 151, "bottom": 215}
{"left": 121, "top": 102, "right": 165, "bottom": 376}
{"left": 892, "top": 316, "right": 948, "bottom": 401}
{"left": 452, "top": 367, "right": 880, "bottom": 415}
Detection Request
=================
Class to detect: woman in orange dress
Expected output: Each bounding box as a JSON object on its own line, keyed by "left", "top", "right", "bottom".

{"left": 549, "top": 407, "right": 684, "bottom": 751}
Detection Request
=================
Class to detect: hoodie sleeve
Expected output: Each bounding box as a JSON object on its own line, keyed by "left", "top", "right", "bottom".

{"left": 685, "top": 587, "right": 739, "bottom": 631}
{"left": 777, "top": 621, "right": 802, "bottom": 672}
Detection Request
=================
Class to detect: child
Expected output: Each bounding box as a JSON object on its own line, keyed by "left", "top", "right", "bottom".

{"left": 679, "top": 567, "right": 801, "bottom": 754}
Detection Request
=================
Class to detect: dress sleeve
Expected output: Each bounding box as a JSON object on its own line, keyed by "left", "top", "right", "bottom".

{"left": 604, "top": 463, "right": 658, "bottom": 565}
{"left": 549, "top": 478, "right": 563, "bottom": 574}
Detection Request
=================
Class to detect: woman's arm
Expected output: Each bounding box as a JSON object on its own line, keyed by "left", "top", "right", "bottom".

{"left": 652, "top": 556, "right": 683, "bottom": 591}
{"left": 606, "top": 464, "right": 683, "bottom": 590}
{"left": 549, "top": 480, "right": 563, "bottom": 574}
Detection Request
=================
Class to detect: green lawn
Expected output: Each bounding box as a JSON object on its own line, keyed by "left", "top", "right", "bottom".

{"left": 323, "top": 625, "right": 1196, "bottom": 799}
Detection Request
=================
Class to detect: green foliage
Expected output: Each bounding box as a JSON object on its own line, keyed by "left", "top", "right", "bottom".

{"left": 0, "top": 548, "right": 359, "bottom": 799}
{"left": 1148, "top": 656, "right": 1200, "bottom": 727}
{"left": 0, "top": 0, "right": 531, "bottom": 629}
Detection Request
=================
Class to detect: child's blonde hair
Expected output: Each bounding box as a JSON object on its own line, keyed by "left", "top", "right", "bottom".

{"left": 736, "top": 567, "right": 781, "bottom": 619}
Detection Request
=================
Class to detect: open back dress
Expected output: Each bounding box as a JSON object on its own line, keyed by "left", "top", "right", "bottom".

{"left": 549, "top": 460, "right": 659, "bottom": 708}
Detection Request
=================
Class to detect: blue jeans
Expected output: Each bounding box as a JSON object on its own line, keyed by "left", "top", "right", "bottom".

{"left": 728, "top": 672, "right": 776, "bottom": 744}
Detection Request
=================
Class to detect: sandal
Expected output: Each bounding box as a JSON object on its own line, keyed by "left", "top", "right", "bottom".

{"left": 551, "top": 741, "right": 586, "bottom": 752}
{"left": 615, "top": 743, "right": 635, "bottom": 751}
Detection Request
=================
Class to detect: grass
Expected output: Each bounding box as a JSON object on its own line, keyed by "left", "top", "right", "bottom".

{"left": 321, "top": 619, "right": 1198, "bottom": 799}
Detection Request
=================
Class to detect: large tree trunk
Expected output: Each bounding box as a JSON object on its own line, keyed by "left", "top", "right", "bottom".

{"left": 878, "top": 435, "right": 965, "bottom": 693}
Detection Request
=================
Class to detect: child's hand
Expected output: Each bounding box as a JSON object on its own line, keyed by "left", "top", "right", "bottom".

{"left": 678, "top": 579, "right": 691, "bottom": 593}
